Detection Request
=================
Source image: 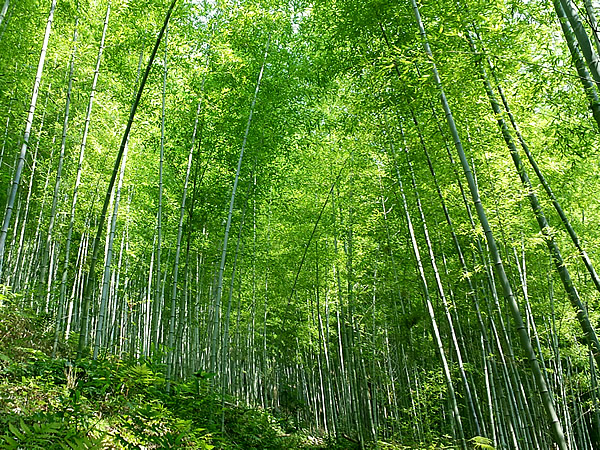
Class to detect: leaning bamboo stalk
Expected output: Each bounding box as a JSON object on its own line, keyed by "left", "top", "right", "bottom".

{"left": 479, "top": 33, "right": 600, "bottom": 294}
{"left": 386, "top": 132, "right": 467, "bottom": 448}
{"left": 77, "top": 0, "right": 178, "bottom": 358}
{"left": 220, "top": 183, "right": 250, "bottom": 432}
{"left": 404, "top": 110, "right": 482, "bottom": 436}
{"left": 584, "top": 0, "right": 600, "bottom": 55}
{"left": 0, "top": 0, "right": 56, "bottom": 279}
{"left": 59, "top": 2, "right": 111, "bottom": 353}
{"left": 552, "top": 0, "right": 600, "bottom": 129}
{"left": 43, "top": 16, "right": 78, "bottom": 320}
{"left": 165, "top": 98, "right": 202, "bottom": 391}
{"left": 467, "top": 32, "right": 600, "bottom": 372}
{"left": 559, "top": 0, "right": 600, "bottom": 85}
{"left": 12, "top": 87, "right": 50, "bottom": 292}
{"left": 408, "top": 1, "right": 567, "bottom": 447}
{"left": 211, "top": 33, "right": 270, "bottom": 374}
{"left": 154, "top": 24, "right": 168, "bottom": 356}
{"left": 93, "top": 140, "right": 127, "bottom": 359}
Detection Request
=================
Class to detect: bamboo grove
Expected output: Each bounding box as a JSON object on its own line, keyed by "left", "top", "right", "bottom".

{"left": 3, "top": 0, "right": 600, "bottom": 447}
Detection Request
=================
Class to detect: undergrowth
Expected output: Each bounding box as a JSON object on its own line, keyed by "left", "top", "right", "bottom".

{"left": 0, "top": 288, "right": 473, "bottom": 449}
{"left": 0, "top": 288, "right": 309, "bottom": 449}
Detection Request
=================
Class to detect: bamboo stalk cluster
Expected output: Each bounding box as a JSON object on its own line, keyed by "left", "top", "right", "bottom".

{"left": 2, "top": 0, "right": 600, "bottom": 447}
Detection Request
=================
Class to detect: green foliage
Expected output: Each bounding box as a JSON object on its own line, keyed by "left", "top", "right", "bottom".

{"left": 1, "top": 418, "right": 105, "bottom": 449}
{"left": 0, "top": 290, "right": 54, "bottom": 355}
{"left": 0, "top": 295, "right": 299, "bottom": 449}
{"left": 0, "top": 355, "right": 306, "bottom": 449}
{"left": 469, "top": 436, "right": 495, "bottom": 449}
{"left": 120, "top": 363, "right": 165, "bottom": 397}
{"left": 113, "top": 402, "right": 212, "bottom": 449}
{"left": 3, "top": 0, "right": 600, "bottom": 448}
{"left": 222, "top": 405, "right": 293, "bottom": 449}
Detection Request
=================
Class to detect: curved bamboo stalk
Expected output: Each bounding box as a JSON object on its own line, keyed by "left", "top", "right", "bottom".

{"left": 467, "top": 31, "right": 600, "bottom": 373}
{"left": 0, "top": 0, "right": 56, "bottom": 279}
{"left": 211, "top": 33, "right": 270, "bottom": 374}
{"left": 386, "top": 129, "right": 467, "bottom": 449}
{"left": 77, "top": 0, "right": 178, "bottom": 358}
{"left": 408, "top": 1, "right": 567, "bottom": 447}
{"left": 552, "top": 0, "right": 600, "bottom": 130}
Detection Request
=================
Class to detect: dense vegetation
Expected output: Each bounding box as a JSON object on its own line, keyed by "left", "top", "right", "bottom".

{"left": 2, "top": 0, "right": 600, "bottom": 448}
{"left": 0, "top": 291, "right": 311, "bottom": 449}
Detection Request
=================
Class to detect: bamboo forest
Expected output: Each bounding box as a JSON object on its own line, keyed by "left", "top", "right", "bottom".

{"left": 6, "top": 0, "right": 600, "bottom": 448}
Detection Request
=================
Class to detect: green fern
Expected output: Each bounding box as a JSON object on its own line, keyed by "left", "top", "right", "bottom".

{"left": 2, "top": 418, "right": 104, "bottom": 449}
{"left": 122, "top": 363, "right": 164, "bottom": 393}
{"left": 469, "top": 436, "right": 495, "bottom": 449}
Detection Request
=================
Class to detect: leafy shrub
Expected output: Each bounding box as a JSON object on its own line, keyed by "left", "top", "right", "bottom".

{"left": 0, "top": 289, "right": 55, "bottom": 358}
{"left": 223, "top": 405, "right": 290, "bottom": 449}
{"left": 120, "top": 363, "right": 165, "bottom": 398}
{"left": 0, "top": 289, "right": 307, "bottom": 450}
{"left": 112, "top": 402, "right": 214, "bottom": 449}
{"left": 469, "top": 436, "right": 495, "bottom": 449}
{"left": 1, "top": 417, "right": 105, "bottom": 449}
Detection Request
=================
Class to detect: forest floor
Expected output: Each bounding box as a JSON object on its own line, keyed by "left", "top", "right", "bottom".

{"left": 0, "top": 295, "right": 451, "bottom": 449}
